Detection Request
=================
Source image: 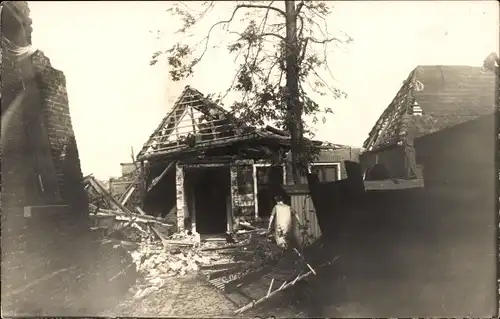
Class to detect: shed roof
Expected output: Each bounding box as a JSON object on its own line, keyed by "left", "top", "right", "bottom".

{"left": 363, "top": 65, "right": 497, "bottom": 151}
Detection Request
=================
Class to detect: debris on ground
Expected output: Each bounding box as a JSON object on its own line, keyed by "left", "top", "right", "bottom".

{"left": 82, "top": 173, "right": 324, "bottom": 315}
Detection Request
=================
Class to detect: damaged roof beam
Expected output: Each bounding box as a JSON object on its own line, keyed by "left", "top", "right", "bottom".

{"left": 138, "top": 134, "right": 260, "bottom": 161}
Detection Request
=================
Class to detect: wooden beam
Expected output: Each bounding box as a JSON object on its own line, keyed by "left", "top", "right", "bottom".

{"left": 138, "top": 133, "right": 261, "bottom": 161}
{"left": 189, "top": 106, "right": 197, "bottom": 134}
{"left": 87, "top": 177, "right": 134, "bottom": 215}
{"left": 200, "top": 243, "right": 249, "bottom": 251}
{"left": 138, "top": 90, "right": 189, "bottom": 157}
{"left": 201, "top": 262, "right": 246, "bottom": 271}
{"left": 364, "top": 178, "right": 424, "bottom": 190}
{"left": 224, "top": 263, "right": 275, "bottom": 292}
{"left": 175, "top": 163, "right": 185, "bottom": 232}
{"left": 206, "top": 266, "right": 245, "bottom": 280}
{"left": 234, "top": 269, "right": 315, "bottom": 314}
{"left": 139, "top": 161, "right": 146, "bottom": 208}
{"left": 5, "top": 265, "right": 78, "bottom": 298}
{"left": 120, "top": 186, "right": 136, "bottom": 206}
{"left": 147, "top": 162, "right": 174, "bottom": 192}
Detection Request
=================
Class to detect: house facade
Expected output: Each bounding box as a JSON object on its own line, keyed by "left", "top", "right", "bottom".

{"left": 360, "top": 64, "right": 497, "bottom": 187}
{"left": 136, "top": 86, "right": 361, "bottom": 235}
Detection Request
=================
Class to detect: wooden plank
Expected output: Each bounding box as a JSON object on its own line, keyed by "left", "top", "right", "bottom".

{"left": 87, "top": 177, "right": 133, "bottom": 215}
{"left": 252, "top": 164, "right": 258, "bottom": 218}
{"left": 199, "top": 243, "right": 249, "bottom": 252}
{"left": 200, "top": 262, "right": 245, "bottom": 271}
{"left": 148, "top": 162, "right": 174, "bottom": 192}
{"left": 234, "top": 269, "right": 315, "bottom": 314}
{"left": 205, "top": 265, "right": 245, "bottom": 280}
{"left": 138, "top": 89, "right": 189, "bottom": 155}
{"left": 293, "top": 248, "right": 316, "bottom": 275}
{"left": 168, "top": 119, "right": 230, "bottom": 132}
{"left": 164, "top": 239, "right": 195, "bottom": 246}
{"left": 224, "top": 263, "right": 275, "bottom": 292}
{"left": 138, "top": 133, "right": 260, "bottom": 161}
{"left": 364, "top": 178, "right": 424, "bottom": 190}
{"left": 120, "top": 186, "right": 136, "bottom": 206}
{"left": 182, "top": 162, "right": 230, "bottom": 169}
{"left": 5, "top": 265, "right": 78, "bottom": 298}
{"left": 189, "top": 106, "right": 197, "bottom": 133}
{"left": 135, "top": 206, "right": 147, "bottom": 215}
{"left": 266, "top": 278, "right": 274, "bottom": 297}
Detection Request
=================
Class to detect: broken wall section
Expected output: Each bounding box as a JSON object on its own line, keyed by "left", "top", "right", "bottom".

{"left": 32, "top": 51, "right": 88, "bottom": 216}
{"left": 1, "top": 1, "right": 89, "bottom": 304}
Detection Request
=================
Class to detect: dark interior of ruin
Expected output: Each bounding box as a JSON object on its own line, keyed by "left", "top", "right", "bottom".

{"left": 185, "top": 166, "right": 230, "bottom": 235}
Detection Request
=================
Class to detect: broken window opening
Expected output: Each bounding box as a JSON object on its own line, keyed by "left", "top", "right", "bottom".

{"left": 237, "top": 165, "right": 253, "bottom": 194}
{"left": 310, "top": 164, "right": 340, "bottom": 182}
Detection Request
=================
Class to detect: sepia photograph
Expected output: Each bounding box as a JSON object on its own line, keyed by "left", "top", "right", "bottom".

{"left": 1, "top": 0, "right": 499, "bottom": 317}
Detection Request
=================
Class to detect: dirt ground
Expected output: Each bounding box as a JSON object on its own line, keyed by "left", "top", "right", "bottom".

{"left": 106, "top": 275, "right": 235, "bottom": 317}
{"left": 101, "top": 274, "right": 309, "bottom": 318}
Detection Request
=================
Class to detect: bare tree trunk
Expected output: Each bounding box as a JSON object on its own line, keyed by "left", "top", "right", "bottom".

{"left": 285, "top": 0, "right": 304, "bottom": 184}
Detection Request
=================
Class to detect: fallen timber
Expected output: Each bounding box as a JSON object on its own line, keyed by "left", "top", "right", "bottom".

{"left": 198, "top": 235, "right": 339, "bottom": 315}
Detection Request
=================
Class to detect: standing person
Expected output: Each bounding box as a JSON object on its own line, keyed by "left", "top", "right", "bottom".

{"left": 267, "top": 195, "right": 300, "bottom": 250}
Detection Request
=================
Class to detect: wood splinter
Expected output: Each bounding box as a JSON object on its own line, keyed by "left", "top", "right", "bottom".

{"left": 293, "top": 248, "right": 316, "bottom": 275}
{"left": 266, "top": 278, "right": 275, "bottom": 297}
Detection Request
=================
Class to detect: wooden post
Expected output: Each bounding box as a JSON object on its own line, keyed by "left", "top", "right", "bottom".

{"left": 229, "top": 164, "right": 239, "bottom": 230}
{"left": 189, "top": 106, "right": 197, "bottom": 134}
{"left": 175, "top": 163, "right": 185, "bottom": 232}
{"left": 139, "top": 161, "right": 146, "bottom": 208}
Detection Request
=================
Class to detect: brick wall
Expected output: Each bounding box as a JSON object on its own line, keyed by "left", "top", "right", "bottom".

{"left": 32, "top": 51, "right": 88, "bottom": 215}
{"left": 1, "top": 1, "right": 89, "bottom": 305}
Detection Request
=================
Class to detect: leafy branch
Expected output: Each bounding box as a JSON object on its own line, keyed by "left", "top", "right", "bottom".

{"left": 151, "top": 0, "right": 352, "bottom": 181}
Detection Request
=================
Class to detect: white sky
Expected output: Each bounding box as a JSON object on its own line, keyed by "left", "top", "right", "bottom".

{"left": 28, "top": 1, "right": 499, "bottom": 180}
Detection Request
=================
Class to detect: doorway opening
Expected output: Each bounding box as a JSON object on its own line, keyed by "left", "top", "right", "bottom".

{"left": 184, "top": 166, "right": 230, "bottom": 235}
{"left": 255, "top": 165, "right": 285, "bottom": 218}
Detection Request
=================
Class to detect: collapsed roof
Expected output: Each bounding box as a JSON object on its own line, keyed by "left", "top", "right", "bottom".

{"left": 363, "top": 65, "right": 497, "bottom": 151}
{"left": 137, "top": 85, "right": 347, "bottom": 162}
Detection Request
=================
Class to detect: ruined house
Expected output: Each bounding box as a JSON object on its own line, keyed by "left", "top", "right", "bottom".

{"left": 360, "top": 64, "right": 497, "bottom": 193}
{"left": 135, "top": 85, "right": 361, "bottom": 236}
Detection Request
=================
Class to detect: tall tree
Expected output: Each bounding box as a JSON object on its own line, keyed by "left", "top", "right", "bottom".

{"left": 151, "top": 1, "right": 351, "bottom": 184}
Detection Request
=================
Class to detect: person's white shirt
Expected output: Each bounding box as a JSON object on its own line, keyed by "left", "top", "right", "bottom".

{"left": 268, "top": 200, "right": 300, "bottom": 248}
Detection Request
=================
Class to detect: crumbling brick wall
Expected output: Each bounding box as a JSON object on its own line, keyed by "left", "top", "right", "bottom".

{"left": 1, "top": 1, "right": 89, "bottom": 303}
{"left": 32, "top": 51, "right": 88, "bottom": 215}
{"left": 2, "top": 51, "right": 88, "bottom": 223}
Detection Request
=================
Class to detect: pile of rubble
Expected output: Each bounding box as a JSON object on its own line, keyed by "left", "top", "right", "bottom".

{"left": 104, "top": 224, "right": 287, "bottom": 302}
{"left": 82, "top": 173, "right": 296, "bottom": 311}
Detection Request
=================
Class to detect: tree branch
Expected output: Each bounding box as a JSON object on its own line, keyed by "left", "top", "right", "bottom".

{"left": 298, "top": 38, "right": 309, "bottom": 64}
{"left": 193, "top": 3, "right": 287, "bottom": 68}
{"left": 260, "top": 32, "right": 286, "bottom": 42}
{"left": 305, "top": 36, "right": 343, "bottom": 44}
{"left": 295, "top": 1, "right": 305, "bottom": 15}
{"left": 235, "top": 3, "right": 287, "bottom": 17}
